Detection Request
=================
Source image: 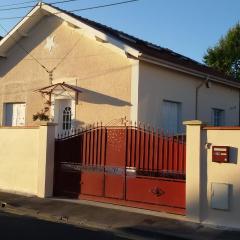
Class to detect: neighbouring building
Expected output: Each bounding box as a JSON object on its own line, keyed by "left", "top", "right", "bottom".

{"left": 0, "top": 2, "right": 239, "bottom": 135}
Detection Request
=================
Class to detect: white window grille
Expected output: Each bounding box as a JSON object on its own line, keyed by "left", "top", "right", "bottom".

{"left": 62, "top": 106, "right": 72, "bottom": 130}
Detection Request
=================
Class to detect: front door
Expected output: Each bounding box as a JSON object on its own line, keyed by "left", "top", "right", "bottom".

{"left": 55, "top": 99, "right": 72, "bottom": 136}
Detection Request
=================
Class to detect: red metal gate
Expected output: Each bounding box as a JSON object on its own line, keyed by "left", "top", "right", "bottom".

{"left": 54, "top": 125, "right": 186, "bottom": 215}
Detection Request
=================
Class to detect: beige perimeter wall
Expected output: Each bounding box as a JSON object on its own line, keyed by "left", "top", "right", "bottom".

{"left": 138, "top": 62, "right": 239, "bottom": 130}
{"left": 0, "top": 124, "right": 55, "bottom": 197}
{"left": 185, "top": 120, "right": 240, "bottom": 229}
{"left": 0, "top": 127, "right": 39, "bottom": 195}
{"left": 203, "top": 128, "right": 240, "bottom": 229}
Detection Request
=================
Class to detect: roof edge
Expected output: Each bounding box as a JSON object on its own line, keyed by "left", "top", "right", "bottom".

{"left": 140, "top": 53, "right": 240, "bottom": 89}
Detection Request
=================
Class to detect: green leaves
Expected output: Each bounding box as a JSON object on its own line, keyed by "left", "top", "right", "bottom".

{"left": 203, "top": 23, "right": 240, "bottom": 81}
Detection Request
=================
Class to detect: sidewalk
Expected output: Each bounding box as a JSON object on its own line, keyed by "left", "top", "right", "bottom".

{"left": 0, "top": 191, "right": 239, "bottom": 240}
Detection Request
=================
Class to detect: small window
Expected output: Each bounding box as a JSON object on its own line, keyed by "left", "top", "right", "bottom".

{"left": 62, "top": 107, "right": 72, "bottom": 130}
{"left": 4, "top": 103, "right": 26, "bottom": 126}
{"left": 162, "top": 100, "right": 182, "bottom": 133}
{"left": 212, "top": 108, "right": 225, "bottom": 126}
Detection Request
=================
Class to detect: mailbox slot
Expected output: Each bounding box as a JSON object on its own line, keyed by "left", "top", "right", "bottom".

{"left": 212, "top": 146, "right": 229, "bottom": 163}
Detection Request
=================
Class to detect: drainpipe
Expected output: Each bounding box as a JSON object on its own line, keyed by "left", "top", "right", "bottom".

{"left": 195, "top": 76, "right": 210, "bottom": 119}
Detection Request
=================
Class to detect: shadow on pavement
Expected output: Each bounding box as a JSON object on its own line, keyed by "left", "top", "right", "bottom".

{"left": 0, "top": 211, "right": 124, "bottom": 240}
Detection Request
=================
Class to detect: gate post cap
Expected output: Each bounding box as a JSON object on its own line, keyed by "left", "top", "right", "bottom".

{"left": 183, "top": 120, "right": 206, "bottom": 126}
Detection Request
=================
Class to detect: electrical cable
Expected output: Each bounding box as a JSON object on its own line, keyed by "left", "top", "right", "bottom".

{"left": 0, "top": 0, "right": 37, "bottom": 8}
{"left": 0, "top": 0, "right": 140, "bottom": 20}
{"left": 0, "top": 0, "right": 81, "bottom": 11}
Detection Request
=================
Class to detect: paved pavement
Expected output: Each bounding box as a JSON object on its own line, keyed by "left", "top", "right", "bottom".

{"left": 0, "top": 191, "right": 239, "bottom": 240}
{"left": 0, "top": 211, "right": 127, "bottom": 240}
{"left": 0, "top": 210, "right": 184, "bottom": 240}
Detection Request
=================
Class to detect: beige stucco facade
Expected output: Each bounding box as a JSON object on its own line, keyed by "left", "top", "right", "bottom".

{"left": 138, "top": 62, "right": 239, "bottom": 130}
{"left": 0, "top": 15, "right": 133, "bottom": 128}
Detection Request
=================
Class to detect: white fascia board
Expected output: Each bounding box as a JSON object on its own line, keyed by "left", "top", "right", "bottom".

{"left": 0, "top": 5, "right": 42, "bottom": 53}
{"left": 42, "top": 4, "right": 140, "bottom": 58}
{"left": 140, "top": 54, "right": 240, "bottom": 89}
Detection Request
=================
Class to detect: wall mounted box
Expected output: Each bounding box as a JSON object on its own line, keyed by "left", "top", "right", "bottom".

{"left": 212, "top": 146, "right": 229, "bottom": 163}
{"left": 211, "top": 183, "right": 230, "bottom": 210}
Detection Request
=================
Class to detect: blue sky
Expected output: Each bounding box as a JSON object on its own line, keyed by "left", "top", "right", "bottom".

{"left": 0, "top": 0, "right": 239, "bottom": 63}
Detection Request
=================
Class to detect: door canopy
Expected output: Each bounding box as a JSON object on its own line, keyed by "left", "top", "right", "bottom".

{"left": 35, "top": 82, "right": 82, "bottom": 104}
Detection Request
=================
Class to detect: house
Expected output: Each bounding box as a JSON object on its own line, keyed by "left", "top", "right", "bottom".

{"left": 0, "top": 2, "right": 239, "bottom": 135}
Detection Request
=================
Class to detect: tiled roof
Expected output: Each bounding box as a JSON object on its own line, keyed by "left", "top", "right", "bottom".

{"left": 50, "top": 4, "right": 236, "bottom": 84}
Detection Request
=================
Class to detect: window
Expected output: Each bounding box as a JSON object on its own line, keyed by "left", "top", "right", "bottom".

{"left": 4, "top": 103, "right": 26, "bottom": 126}
{"left": 212, "top": 108, "right": 225, "bottom": 126}
{"left": 62, "top": 106, "right": 71, "bottom": 130}
{"left": 162, "top": 100, "right": 182, "bottom": 133}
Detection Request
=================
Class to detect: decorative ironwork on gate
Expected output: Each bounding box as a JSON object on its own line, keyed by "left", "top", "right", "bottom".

{"left": 55, "top": 124, "right": 186, "bottom": 178}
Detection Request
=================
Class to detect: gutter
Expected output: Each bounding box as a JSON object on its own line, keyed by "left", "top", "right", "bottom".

{"left": 138, "top": 54, "right": 240, "bottom": 89}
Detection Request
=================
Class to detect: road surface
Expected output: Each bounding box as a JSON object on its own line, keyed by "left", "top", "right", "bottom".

{"left": 0, "top": 211, "right": 185, "bottom": 240}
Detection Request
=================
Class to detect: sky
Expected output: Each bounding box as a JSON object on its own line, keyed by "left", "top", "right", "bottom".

{"left": 0, "top": 0, "right": 239, "bottom": 63}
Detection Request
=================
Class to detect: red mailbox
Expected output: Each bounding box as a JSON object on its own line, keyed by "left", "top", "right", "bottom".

{"left": 212, "top": 146, "right": 229, "bottom": 163}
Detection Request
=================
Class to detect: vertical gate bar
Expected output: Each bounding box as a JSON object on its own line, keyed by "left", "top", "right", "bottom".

{"left": 83, "top": 131, "right": 87, "bottom": 165}
{"left": 127, "top": 127, "right": 132, "bottom": 167}
{"left": 100, "top": 126, "right": 105, "bottom": 166}
{"left": 125, "top": 125, "right": 129, "bottom": 167}
{"left": 139, "top": 129, "right": 144, "bottom": 170}
{"left": 156, "top": 130, "right": 160, "bottom": 172}
{"left": 103, "top": 127, "right": 107, "bottom": 196}
{"left": 92, "top": 128, "right": 96, "bottom": 166}
{"left": 133, "top": 127, "right": 137, "bottom": 168}
{"left": 153, "top": 130, "right": 158, "bottom": 172}
{"left": 166, "top": 134, "right": 169, "bottom": 172}
{"left": 142, "top": 128, "right": 145, "bottom": 171}
{"left": 131, "top": 127, "right": 136, "bottom": 167}
{"left": 169, "top": 134, "right": 173, "bottom": 172}
{"left": 163, "top": 134, "right": 166, "bottom": 170}
{"left": 175, "top": 136, "right": 179, "bottom": 172}
{"left": 85, "top": 130, "right": 89, "bottom": 165}
{"left": 99, "top": 127, "right": 102, "bottom": 166}
{"left": 90, "top": 129, "right": 94, "bottom": 165}
{"left": 124, "top": 125, "right": 128, "bottom": 200}
{"left": 96, "top": 126, "right": 99, "bottom": 166}
{"left": 151, "top": 129, "right": 155, "bottom": 171}
{"left": 87, "top": 130, "right": 90, "bottom": 165}
{"left": 80, "top": 132, "right": 83, "bottom": 165}
{"left": 178, "top": 134, "right": 183, "bottom": 173}
{"left": 95, "top": 128, "right": 98, "bottom": 166}
{"left": 130, "top": 127, "right": 133, "bottom": 167}
{"left": 148, "top": 129, "right": 153, "bottom": 171}
{"left": 135, "top": 127, "right": 140, "bottom": 169}
{"left": 158, "top": 134, "right": 162, "bottom": 171}
{"left": 144, "top": 130, "right": 148, "bottom": 171}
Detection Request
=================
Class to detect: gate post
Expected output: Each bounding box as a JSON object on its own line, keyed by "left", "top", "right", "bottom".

{"left": 183, "top": 120, "right": 206, "bottom": 222}
{"left": 37, "top": 122, "right": 57, "bottom": 198}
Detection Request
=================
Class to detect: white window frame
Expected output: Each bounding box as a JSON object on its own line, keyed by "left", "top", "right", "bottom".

{"left": 3, "top": 102, "right": 26, "bottom": 126}
{"left": 212, "top": 108, "right": 225, "bottom": 126}
{"left": 162, "top": 100, "right": 182, "bottom": 134}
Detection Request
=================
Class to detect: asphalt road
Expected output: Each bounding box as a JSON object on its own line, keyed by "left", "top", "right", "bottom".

{"left": 0, "top": 211, "right": 185, "bottom": 240}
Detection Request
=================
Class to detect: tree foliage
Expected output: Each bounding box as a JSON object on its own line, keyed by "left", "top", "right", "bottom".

{"left": 203, "top": 23, "right": 240, "bottom": 81}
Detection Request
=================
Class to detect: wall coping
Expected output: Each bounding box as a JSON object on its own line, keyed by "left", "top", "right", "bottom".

{"left": 0, "top": 126, "right": 39, "bottom": 129}
{"left": 183, "top": 120, "right": 205, "bottom": 126}
{"left": 203, "top": 126, "right": 240, "bottom": 130}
